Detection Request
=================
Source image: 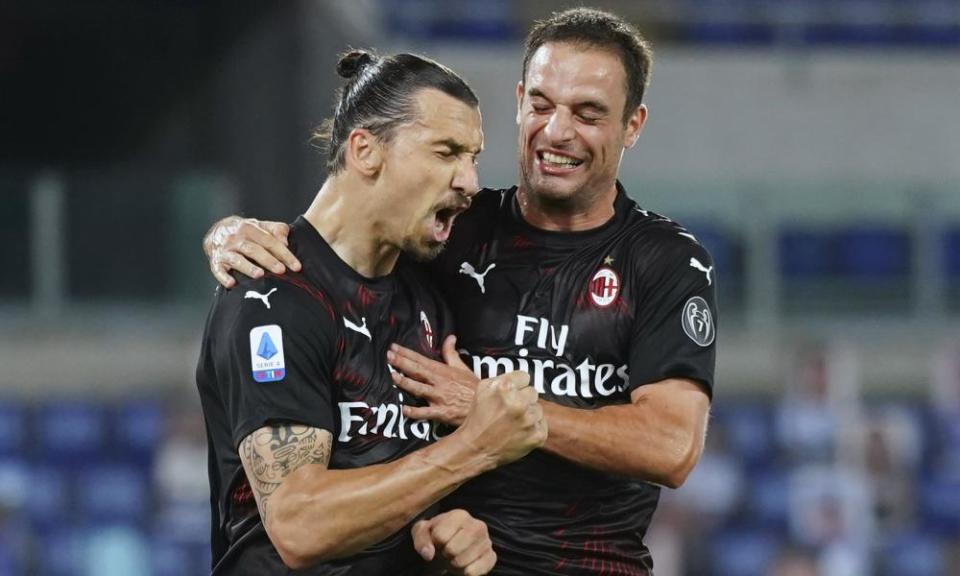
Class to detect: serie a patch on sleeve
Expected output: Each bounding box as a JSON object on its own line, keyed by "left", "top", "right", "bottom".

{"left": 249, "top": 324, "right": 286, "bottom": 382}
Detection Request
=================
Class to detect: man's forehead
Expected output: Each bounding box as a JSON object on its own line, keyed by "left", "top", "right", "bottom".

{"left": 525, "top": 42, "right": 627, "bottom": 105}
{"left": 526, "top": 42, "right": 626, "bottom": 83}
{"left": 411, "top": 90, "right": 483, "bottom": 148}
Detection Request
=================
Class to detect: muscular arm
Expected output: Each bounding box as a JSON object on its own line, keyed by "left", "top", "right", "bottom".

{"left": 239, "top": 423, "right": 488, "bottom": 569}
{"left": 237, "top": 372, "right": 545, "bottom": 571}
{"left": 539, "top": 378, "right": 710, "bottom": 488}
{"left": 391, "top": 344, "right": 710, "bottom": 489}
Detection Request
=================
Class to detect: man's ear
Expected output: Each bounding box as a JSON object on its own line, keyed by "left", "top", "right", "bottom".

{"left": 345, "top": 128, "right": 383, "bottom": 176}
{"left": 623, "top": 104, "right": 648, "bottom": 149}
{"left": 515, "top": 81, "right": 524, "bottom": 125}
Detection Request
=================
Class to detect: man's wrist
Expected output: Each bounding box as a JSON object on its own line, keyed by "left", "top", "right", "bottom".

{"left": 422, "top": 427, "right": 497, "bottom": 481}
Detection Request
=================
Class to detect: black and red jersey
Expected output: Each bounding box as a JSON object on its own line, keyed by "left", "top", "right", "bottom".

{"left": 431, "top": 184, "right": 717, "bottom": 575}
{"left": 196, "top": 216, "right": 453, "bottom": 575}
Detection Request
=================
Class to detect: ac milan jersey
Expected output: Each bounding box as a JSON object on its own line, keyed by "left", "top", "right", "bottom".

{"left": 196, "top": 216, "right": 453, "bottom": 575}
{"left": 431, "top": 184, "right": 717, "bottom": 575}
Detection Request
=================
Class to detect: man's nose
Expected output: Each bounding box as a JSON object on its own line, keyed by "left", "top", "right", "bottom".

{"left": 543, "top": 108, "right": 575, "bottom": 144}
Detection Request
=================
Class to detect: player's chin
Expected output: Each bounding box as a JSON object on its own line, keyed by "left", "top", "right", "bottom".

{"left": 529, "top": 178, "right": 581, "bottom": 202}
{"left": 402, "top": 237, "right": 446, "bottom": 262}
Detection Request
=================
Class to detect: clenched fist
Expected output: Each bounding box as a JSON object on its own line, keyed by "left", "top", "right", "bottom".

{"left": 456, "top": 371, "right": 547, "bottom": 468}
{"left": 413, "top": 509, "right": 497, "bottom": 576}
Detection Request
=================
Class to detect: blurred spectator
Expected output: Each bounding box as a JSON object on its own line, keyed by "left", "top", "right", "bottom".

{"left": 788, "top": 464, "right": 873, "bottom": 574}
{"left": 862, "top": 409, "right": 919, "bottom": 535}
{"left": 84, "top": 525, "right": 150, "bottom": 576}
{"left": 930, "top": 344, "right": 960, "bottom": 474}
{"left": 768, "top": 546, "right": 820, "bottom": 576}
{"left": 153, "top": 399, "right": 210, "bottom": 549}
{"left": 776, "top": 345, "right": 839, "bottom": 462}
{"left": 154, "top": 400, "right": 208, "bottom": 507}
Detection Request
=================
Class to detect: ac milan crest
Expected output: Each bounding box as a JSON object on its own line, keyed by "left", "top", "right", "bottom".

{"left": 420, "top": 310, "right": 434, "bottom": 348}
{"left": 589, "top": 267, "right": 620, "bottom": 307}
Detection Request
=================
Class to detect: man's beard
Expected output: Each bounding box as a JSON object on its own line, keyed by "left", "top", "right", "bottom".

{"left": 402, "top": 237, "right": 446, "bottom": 262}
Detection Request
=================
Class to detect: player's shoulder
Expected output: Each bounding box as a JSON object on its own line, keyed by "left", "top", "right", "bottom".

{"left": 215, "top": 272, "right": 338, "bottom": 330}
{"left": 475, "top": 186, "right": 513, "bottom": 208}
{"left": 460, "top": 187, "right": 513, "bottom": 223}
{"left": 443, "top": 187, "right": 513, "bottom": 256}
{"left": 618, "top": 208, "right": 714, "bottom": 267}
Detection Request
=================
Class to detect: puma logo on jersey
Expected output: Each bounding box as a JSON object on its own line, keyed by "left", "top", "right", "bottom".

{"left": 459, "top": 262, "right": 496, "bottom": 294}
{"left": 343, "top": 316, "right": 371, "bottom": 340}
{"left": 689, "top": 257, "right": 713, "bottom": 286}
{"left": 244, "top": 288, "right": 277, "bottom": 309}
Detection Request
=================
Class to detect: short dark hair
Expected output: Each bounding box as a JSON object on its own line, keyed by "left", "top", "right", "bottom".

{"left": 315, "top": 49, "right": 479, "bottom": 174}
{"left": 522, "top": 8, "right": 653, "bottom": 121}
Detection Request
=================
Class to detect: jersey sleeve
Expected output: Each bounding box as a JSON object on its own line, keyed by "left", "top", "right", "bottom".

{"left": 211, "top": 277, "right": 340, "bottom": 448}
{"left": 626, "top": 238, "right": 717, "bottom": 397}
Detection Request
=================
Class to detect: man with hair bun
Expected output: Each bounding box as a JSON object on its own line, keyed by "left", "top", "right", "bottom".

{"left": 197, "top": 49, "right": 547, "bottom": 575}
{"left": 204, "top": 7, "right": 716, "bottom": 575}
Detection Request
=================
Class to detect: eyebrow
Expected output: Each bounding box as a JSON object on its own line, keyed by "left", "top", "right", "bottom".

{"left": 527, "top": 88, "right": 609, "bottom": 115}
{"left": 434, "top": 138, "right": 482, "bottom": 156}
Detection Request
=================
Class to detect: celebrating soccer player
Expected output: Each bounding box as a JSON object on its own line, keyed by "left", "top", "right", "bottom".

{"left": 197, "top": 50, "right": 547, "bottom": 575}
{"left": 203, "top": 8, "right": 716, "bottom": 575}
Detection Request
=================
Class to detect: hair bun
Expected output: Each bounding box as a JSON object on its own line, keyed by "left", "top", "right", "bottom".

{"left": 337, "top": 50, "right": 376, "bottom": 79}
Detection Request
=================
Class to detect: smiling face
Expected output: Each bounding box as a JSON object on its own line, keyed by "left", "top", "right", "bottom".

{"left": 516, "top": 42, "right": 646, "bottom": 214}
{"left": 380, "top": 88, "right": 483, "bottom": 261}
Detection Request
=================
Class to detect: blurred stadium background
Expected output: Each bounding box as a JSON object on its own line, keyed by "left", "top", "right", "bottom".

{"left": 1, "top": 0, "right": 959, "bottom": 574}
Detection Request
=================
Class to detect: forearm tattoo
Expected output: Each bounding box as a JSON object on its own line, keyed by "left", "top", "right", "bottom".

{"left": 239, "top": 424, "right": 332, "bottom": 526}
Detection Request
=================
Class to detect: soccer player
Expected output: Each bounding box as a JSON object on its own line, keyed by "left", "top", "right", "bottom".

{"left": 203, "top": 8, "right": 715, "bottom": 575}
{"left": 196, "top": 50, "right": 547, "bottom": 575}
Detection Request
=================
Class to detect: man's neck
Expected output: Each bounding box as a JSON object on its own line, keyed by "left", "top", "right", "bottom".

{"left": 303, "top": 176, "right": 401, "bottom": 278}
{"left": 516, "top": 183, "right": 618, "bottom": 232}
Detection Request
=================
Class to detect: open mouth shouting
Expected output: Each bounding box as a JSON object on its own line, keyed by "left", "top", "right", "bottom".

{"left": 431, "top": 200, "right": 470, "bottom": 243}
{"left": 537, "top": 149, "right": 584, "bottom": 175}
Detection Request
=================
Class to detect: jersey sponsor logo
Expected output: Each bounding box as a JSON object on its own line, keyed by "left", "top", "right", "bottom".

{"left": 249, "top": 325, "right": 286, "bottom": 382}
{"left": 244, "top": 287, "right": 277, "bottom": 309}
{"left": 681, "top": 296, "right": 715, "bottom": 347}
{"left": 343, "top": 316, "right": 372, "bottom": 341}
{"left": 338, "top": 400, "right": 441, "bottom": 442}
{"left": 459, "top": 261, "right": 496, "bottom": 294}
{"left": 420, "top": 310, "right": 434, "bottom": 348}
{"left": 689, "top": 257, "right": 713, "bottom": 286}
{"left": 469, "top": 352, "right": 630, "bottom": 399}
{"left": 464, "top": 314, "right": 629, "bottom": 399}
{"left": 589, "top": 266, "right": 620, "bottom": 307}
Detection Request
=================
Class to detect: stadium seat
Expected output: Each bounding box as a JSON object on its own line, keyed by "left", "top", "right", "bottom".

{"left": 0, "top": 458, "right": 28, "bottom": 511}
{"left": 37, "top": 401, "right": 106, "bottom": 464}
{"left": 153, "top": 533, "right": 210, "bottom": 576}
{"left": 0, "top": 401, "right": 27, "bottom": 457}
{"left": 881, "top": 530, "right": 945, "bottom": 576}
{"left": 24, "top": 465, "right": 72, "bottom": 530}
{"left": 84, "top": 524, "right": 150, "bottom": 576}
{"left": 717, "top": 402, "right": 776, "bottom": 470}
{"left": 778, "top": 229, "right": 835, "bottom": 280}
{"left": 747, "top": 467, "right": 791, "bottom": 533}
{"left": 944, "top": 227, "right": 960, "bottom": 279}
{"left": 835, "top": 226, "right": 910, "bottom": 279}
{"left": 76, "top": 464, "right": 149, "bottom": 524}
{"left": 779, "top": 225, "right": 912, "bottom": 280}
{"left": 0, "top": 502, "right": 28, "bottom": 575}
{"left": 710, "top": 530, "right": 780, "bottom": 576}
{"left": 919, "top": 473, "right": 960, "bottom": 536}
{"left": 113, "top": 400, "right": 164, "bottom": 463}
{"left": 36, "top": 525, "right": 86, "bottom": 576}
